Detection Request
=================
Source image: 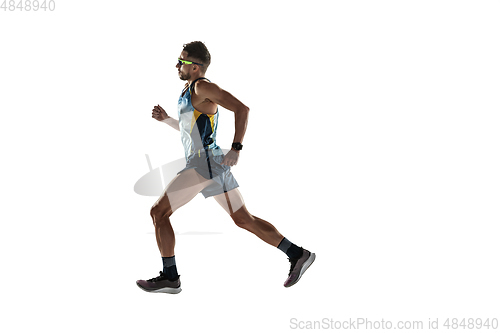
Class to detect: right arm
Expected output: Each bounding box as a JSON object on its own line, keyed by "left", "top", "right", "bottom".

{"left": 152, "top": 104, "right": 179, "bottom": 131}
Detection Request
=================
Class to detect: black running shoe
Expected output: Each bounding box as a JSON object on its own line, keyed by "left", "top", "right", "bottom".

{"left": 136, "top": 271, "right": 182, "bottom": 294}
{"left": 284, "top": 248, "right": 315, "bottom": 288}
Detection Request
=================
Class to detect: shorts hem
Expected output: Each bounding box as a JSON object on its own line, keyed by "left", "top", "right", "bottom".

{"left": 201, "top": 184, "right": 240, "bottom": 199}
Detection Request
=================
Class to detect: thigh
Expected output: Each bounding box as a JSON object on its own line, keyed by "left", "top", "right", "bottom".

{"left": 213, "top": 188, "right": 245, "bottom": 215}
{"left": 154, "top": 168, "right": 215, "bottom": 214}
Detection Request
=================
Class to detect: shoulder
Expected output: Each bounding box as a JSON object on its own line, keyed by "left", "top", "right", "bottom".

{"left": 194, "top": 79, "right": 218, "bottom": 91}
{"left": 194, "top": 79, "right": 222, "bottom": 97}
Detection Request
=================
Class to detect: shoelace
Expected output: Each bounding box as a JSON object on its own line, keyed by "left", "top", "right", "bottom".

{"left": 147, "top": 271, "right": 165, "bottom": 282}
{"left": 147, "top": 272, "right": 180, "bottom": 282}
{"left": 288, "top": 258, "right": 298, "bottom": 275}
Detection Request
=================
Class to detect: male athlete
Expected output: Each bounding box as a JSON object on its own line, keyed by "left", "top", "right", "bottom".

{"left": 136, "top": 41, "right": 315, "bottom": 293}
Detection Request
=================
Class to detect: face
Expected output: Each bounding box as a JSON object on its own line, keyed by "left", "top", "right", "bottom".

{"left": 176, "top": 51, "right": 194, "bottom": 81}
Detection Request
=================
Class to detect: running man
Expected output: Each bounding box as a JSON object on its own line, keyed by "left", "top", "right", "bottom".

{"left": 136, "top": 41, "right": 315, "bottom": 293}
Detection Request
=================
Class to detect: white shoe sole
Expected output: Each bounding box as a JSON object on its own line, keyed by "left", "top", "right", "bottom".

{"left": 151, "top": 286, "right": 182, "bottom": 294}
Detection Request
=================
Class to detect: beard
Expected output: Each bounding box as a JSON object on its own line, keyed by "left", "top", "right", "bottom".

{"left": 178, "top": 71, "right": 191, "bottom": 81}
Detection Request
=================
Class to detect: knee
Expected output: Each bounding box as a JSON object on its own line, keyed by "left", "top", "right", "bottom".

{"left": 231, "top": 211, "right": 253, "bottom": 229}
{"left": 150, "top": 203, "right": 172, "bottom": 225}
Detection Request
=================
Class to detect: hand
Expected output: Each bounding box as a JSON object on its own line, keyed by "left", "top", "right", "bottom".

{"left": 221, "top": 149, "right": 239, "bottom": 167}
{"left": 152, "top": 104, "right": 169, "bottom": 121}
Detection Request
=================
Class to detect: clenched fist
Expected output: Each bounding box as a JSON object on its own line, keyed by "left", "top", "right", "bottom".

{"left": 152, "top": 104, "right": 169, "bottom": 121}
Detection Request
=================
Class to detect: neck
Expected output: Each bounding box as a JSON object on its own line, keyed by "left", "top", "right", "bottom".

{"left": 187, "top": 73, "right": 204, "bottom": 86}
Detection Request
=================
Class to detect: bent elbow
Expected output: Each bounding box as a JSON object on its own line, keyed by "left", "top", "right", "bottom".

{"left": 235, "top": 105, "right": 249, "bottom": 115}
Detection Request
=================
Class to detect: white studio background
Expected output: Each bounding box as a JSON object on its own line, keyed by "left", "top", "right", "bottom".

{"left": 1, "top": 0, "right": 499, "bottom": 332}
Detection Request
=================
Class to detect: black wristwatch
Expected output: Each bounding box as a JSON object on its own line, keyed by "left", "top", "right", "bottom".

{"left": 231, "top": 142, "right": 243, "bottom": 151}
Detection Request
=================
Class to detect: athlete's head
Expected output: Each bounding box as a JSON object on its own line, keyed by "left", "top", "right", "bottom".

{"left": 176, "top": 41, "right": 211, "bottom": 80}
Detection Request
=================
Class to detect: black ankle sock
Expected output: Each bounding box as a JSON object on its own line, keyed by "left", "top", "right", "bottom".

{"left": 164, "top": 266, "right": 179, "bottom": 281}
{"left": 277, "top": 237, "right": 303, "bottom": 260}
{"left": 286, "top": 243, "right": 303, "bottom": 260}
{"left": 162, "top": 256, "right": 179, "bottom": 281}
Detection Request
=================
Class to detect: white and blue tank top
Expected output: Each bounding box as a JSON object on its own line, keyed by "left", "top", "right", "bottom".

{"left": 177, "top": 77, "right": 224, "bottom": 162}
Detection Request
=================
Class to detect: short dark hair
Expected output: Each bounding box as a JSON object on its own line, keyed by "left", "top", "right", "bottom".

{"left": 183, "top": 41, "right": 211, "bottom": 71}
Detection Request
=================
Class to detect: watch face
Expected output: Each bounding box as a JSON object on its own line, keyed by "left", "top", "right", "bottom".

{"left": 232, "top": 142, "right": 243, "bottom": 150}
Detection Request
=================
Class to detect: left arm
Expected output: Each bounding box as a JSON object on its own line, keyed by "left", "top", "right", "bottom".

{"left": 196, "top": 81, "right": 250, "bottom": 166}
